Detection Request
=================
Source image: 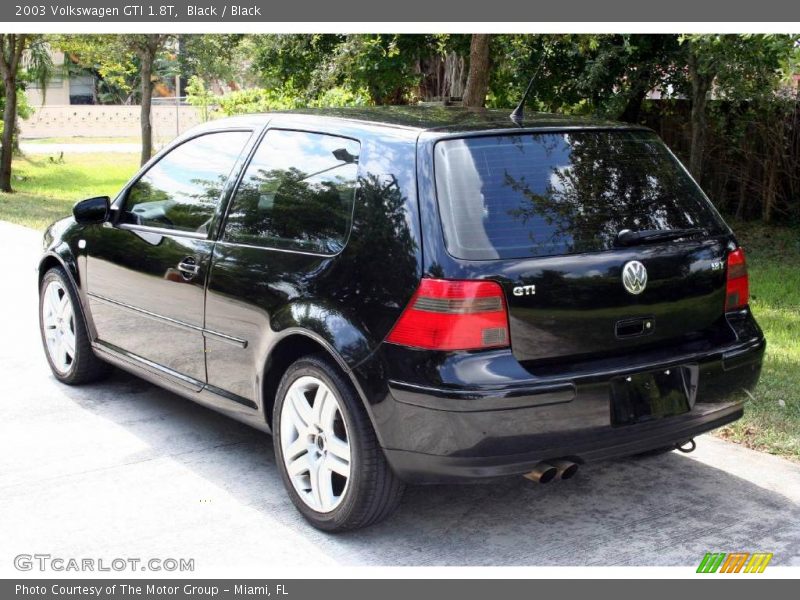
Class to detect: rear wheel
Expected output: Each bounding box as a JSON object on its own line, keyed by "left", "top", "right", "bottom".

{"left": 273, "top": 355, "right": 404, "bottom": 531}
{"left": 39, "top": 267, "right": 111, "bottom": 385}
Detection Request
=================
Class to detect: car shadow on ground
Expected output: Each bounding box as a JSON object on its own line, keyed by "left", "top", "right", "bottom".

{"left": 58, "top": 369, "right": 799, "bottom": 567}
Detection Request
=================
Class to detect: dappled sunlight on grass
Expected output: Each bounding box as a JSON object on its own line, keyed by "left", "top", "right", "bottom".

{"left": 0, "top": 152, "right": 138, "bottom": 230}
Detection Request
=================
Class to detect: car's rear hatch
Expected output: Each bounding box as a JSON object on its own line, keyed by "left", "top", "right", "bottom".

{"left": 432, "top": 129, "right": 731, "bottom": 364}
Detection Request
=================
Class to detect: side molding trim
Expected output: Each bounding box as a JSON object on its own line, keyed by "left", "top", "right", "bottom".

{"left": 87, "top": 292, "right": 248, "bottom": 348}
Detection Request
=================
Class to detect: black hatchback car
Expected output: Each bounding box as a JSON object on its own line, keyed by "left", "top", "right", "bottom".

{"left": 38, "top": 107, "right": 765, "bottom": 531}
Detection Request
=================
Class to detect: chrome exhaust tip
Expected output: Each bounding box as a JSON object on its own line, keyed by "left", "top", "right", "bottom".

{"left": 549, "top": 459, "right": 579, "bottom": 480}
{"left": 523, "top": 462, "right": 558, "bottom": 484}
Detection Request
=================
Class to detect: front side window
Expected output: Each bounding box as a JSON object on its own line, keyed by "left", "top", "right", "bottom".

{"left": 123, "top": 131, "right": 252, "bottom": 234}
{"left": 223, "top": 129, "right": 360, "bottom": 254}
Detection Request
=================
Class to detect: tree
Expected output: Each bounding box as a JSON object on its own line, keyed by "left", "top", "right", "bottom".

{"left": 487, "top": 34, "right": 680, "bottom": 121}
{"left": 58, "top": 34, "right": 173, "bottom": 165}
{"left": 0, "top": 35, "right": 26, "bottom": 192}
{"left": 679, "top": 35, "right": 798, "bottom": 183}
{"left": 0, "top": 34, "right": 53, "bottom": 193}
{"left": 131, "top": 35, "right": 171, "bottom": 165}
{"left": 463, "top": 34, "right": 491, "bottom": 107}
{"left": 177, "top": 34, "right": 248, "bottom": 92}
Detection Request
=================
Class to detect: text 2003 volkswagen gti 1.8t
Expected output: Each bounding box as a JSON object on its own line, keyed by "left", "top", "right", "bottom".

{"left": 38, "top": 107, "right": 765, "bottom": 531}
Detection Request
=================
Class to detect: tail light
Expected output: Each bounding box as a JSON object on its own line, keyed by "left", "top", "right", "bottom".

{"left": 386, "top": 278, "right": 510, "bottom": 351}
{"left": 725, "top": 247, "right": 749, "bottom": 311}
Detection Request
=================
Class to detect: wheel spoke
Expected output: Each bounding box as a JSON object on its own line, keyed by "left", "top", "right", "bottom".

{"left": 45, "top": 285, "right": 61, "bottom": 317}
{"left": 287, "top": 453, "right": 311, "bottom": 477}
{"left": 57, "top": 294, "right": 71, "bottom": 320}
{"left": 312, "top": 463, "right": 336, "bottom": 512}
{"left": 61, "top": 328, "right": 76, "bottom": 357}
{"left": 284, "top": 436, "right": 307, "bottom": 462}
{"left": 43, "top": 312, "right": 58, "bottom": 329}
{"left": 327, "top": 436, "right": 350, "bottom": 463}
{"left": 324, "top": 453, "right": 350, "bottom": 478}
{"left": 288, "top": 389, "right": 313, "bottom": 432}
{"left": 311, "top": 384, "right": 331, "bottom": 428}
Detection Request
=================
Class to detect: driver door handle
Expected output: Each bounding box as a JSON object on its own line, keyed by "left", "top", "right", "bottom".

{"left": 177, "top": 256, "right": 200, "bottom": 279}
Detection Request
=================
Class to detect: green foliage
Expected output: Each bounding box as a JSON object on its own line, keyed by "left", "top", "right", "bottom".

{"left": 217, "top": 86, "right": 303, "bottom": 115}
{"left": 185, "top": 75, "right": 216, "bottom": 121}
{"left": 178, "top": 34, "right": 247, "bottom": 86}
{"left": 308, "top": 87, "right": 370, "bottom": 108}
{"left": 250, "top": 34, "right": 344, "bottom": 94}
{"left": 19, "top": 36, "right": 55, "bottom": 103}
{"left": 488, "top": 34, "right": 682, "bottom": 120}
{"left": 56, "top": 34, "right": 175, "bottom": 103}
{"left": 249, "top": 34, "right": 456, "bottom": 105}
{"left": 321, "top": 34, "right": 426, "bottom": 104}
{"left": 217, "top": 85, "right": 371, "bottom": 116}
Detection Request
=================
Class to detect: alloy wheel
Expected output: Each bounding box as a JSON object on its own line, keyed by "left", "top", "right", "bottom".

{"left": 279, "top": 375, "right": 352, "bottom": 513}
{"left": 42, "top": 280, "right": 76, "bottom": 374}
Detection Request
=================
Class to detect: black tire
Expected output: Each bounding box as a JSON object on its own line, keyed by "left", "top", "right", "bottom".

{"left": 39, "top": 267, "right": 112, "bottom": 385}
{"left": 273, "top": 354, "right": 405, "bottom": 532}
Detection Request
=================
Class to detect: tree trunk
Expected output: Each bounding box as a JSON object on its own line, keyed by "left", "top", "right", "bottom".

{"left": 462, "top": 34, "right": 491, "bottom": 108}
{"left": 0, "top": 77, "right": 17, "bottom": 192}
{"left": 139, "top": 49, "right": 154, "bottom": 166}
{"left": 0, "top": 34, "right": 26, "bottom": 193}
{"left": 687, "top": 52, "right": 714, "bottom": 181}
{"left": 619, "top": 86, "right": 647, "bottom": 124}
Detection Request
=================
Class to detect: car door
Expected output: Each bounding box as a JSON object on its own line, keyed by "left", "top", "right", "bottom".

{"left": 204, "top": 128, "right": 361, "bottom": 405}
{"left": 84, "top": 130, "right": 253, "bottom": 388}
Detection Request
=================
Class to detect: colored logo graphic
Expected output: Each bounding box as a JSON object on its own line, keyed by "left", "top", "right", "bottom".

{"left": 697, "top": 552, "right": 773, "bottom": 573}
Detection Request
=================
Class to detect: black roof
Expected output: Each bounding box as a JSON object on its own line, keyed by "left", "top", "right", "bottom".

{"left": 277, "top": 105, "right": 636, "bottom": 133}
{"left": 201, "top": 105, "right": 644, "bottom": 138}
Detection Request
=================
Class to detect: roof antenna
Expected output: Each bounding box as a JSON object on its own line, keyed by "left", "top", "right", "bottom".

{"left": 510, "top": 47, "right": 548, "bottom": 124}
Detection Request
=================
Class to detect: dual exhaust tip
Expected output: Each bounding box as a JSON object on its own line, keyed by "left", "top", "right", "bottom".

{"left": 524, "top": 459, "right": 579, "bottom": 484}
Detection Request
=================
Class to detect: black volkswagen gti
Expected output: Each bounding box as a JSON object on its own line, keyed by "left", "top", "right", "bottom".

{"left": 38, "top": 106, "right": 765, "bottom": 531}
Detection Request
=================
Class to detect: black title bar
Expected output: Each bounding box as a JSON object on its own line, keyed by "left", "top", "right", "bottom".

{"left": 3, "top": 0, "right": 800, "bottom": 22}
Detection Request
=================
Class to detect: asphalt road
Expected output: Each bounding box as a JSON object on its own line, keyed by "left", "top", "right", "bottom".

{"left": 1, "top": 220, "right": 798, "bottom": 572}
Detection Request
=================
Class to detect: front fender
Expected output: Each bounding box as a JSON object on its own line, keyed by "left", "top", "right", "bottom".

{"left": 39, "top": 217, "right": 81, "bottom": 286}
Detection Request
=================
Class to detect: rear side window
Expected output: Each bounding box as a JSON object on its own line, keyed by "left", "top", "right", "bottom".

{"left": 223, "top": 129, "right": 360, "bottom": 254}
{"left": 123, "top": 131, "right": 251, "bottom": 234}
{"left": 434, "top": 131, "right": 725, "bottom": 260}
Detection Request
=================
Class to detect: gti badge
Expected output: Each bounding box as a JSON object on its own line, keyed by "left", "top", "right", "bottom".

{"left": 622, "top": 261, "right": 647, "bottom": 295}
{"left": 513, "top": 284, "right": 536, "bottom": 296}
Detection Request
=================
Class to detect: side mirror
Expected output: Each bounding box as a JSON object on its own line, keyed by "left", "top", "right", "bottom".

{"left": 73, "top": 196, "right": 110, "bottom": 225}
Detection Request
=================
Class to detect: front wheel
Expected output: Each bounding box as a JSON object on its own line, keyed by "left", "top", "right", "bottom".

{"left": 39, "top": 267, "right": 111, "bottom": 385}
{"left": 273, "top": 355, "right": 405, "bottom": 531}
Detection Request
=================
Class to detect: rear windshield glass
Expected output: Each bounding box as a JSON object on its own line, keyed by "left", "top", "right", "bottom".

{"left": 434, "top": 130, "right": 726, "bottom": 260}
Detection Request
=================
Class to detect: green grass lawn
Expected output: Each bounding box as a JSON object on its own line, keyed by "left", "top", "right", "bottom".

{"left": 0, "top": 152, "right": 797, "bottom": 460}
{"left": 717, "top": 222, "right": 800, "bottom": 460}
{"left": 0, "top": 152, "right": 138, "bottom": 229}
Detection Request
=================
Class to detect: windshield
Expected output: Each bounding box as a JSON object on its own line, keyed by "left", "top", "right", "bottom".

{"left": 434, "top": 130, "right": 726, "bottom": 260}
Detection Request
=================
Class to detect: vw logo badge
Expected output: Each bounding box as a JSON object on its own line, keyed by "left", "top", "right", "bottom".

{"left": 622, "top": 261, "right": 648, "bottom": 295}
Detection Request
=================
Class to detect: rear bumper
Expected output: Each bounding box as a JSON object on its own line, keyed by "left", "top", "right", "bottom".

{"left": 355, "top": 314, "right": 764, "bottom": 484}
{"left": 383, "top": 401, "right": 743, "bottom": 483}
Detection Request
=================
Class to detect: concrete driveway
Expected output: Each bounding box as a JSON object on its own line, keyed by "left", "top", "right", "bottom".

{"left": 1, "top": 219, "right": 798, "bottom": 571}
